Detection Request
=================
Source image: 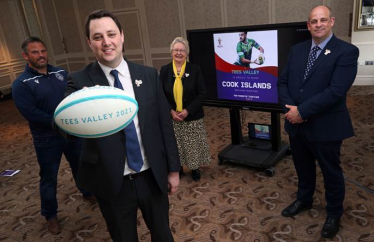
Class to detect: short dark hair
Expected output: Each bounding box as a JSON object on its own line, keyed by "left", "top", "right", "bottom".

{"left": 21, "top": 36, "right": 46, "bottom": 53}
{"left": 85, "top": 9, "right": 123, "bottom": 39}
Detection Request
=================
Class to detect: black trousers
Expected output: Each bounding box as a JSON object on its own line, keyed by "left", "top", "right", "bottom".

{"left": 96, "top": 169, "right": 174, "bottom": 242}
{"left": 289, "top": 127, "right": 344, "bottom": 218}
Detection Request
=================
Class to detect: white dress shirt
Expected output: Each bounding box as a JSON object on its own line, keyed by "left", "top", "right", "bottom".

{"left": 98, "top": 59, "right": 149, "bottom": 175}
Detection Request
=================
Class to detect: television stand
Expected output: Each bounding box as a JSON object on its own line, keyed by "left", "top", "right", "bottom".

{"left": 242, "top": 137, "right": 272, "bottom": 150}
{"left": 218, "top": 108, "right": 290, "bottom": 176}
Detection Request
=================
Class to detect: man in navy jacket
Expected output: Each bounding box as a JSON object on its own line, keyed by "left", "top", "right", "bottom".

{"left": 277, "top": 5, "right": 359, "bottom": 238}
{"left": 12, "top": 37, "right": 93, "bottom": 235}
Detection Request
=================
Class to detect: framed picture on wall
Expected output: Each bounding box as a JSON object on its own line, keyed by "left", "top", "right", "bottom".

{"left": 355, "top": 0, "right": 374, "bottom": 30}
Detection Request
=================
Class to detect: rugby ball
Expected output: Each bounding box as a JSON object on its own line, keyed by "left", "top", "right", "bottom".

{"left": 257, "top": 53, "right": 265, "bottom": 65}
{"left": 54, "top": 86, "right": 138, "bottom": 138}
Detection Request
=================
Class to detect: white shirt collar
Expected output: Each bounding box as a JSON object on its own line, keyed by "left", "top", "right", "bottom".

{"left": 98, "top": 58, "right": 129, "bottom": 76}
{"left": 98, "top": 58, "right": 131, "bottom": 85}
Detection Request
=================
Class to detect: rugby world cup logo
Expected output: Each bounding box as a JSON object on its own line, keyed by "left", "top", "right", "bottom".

{"left": 217, "top": 37, "right": 223, "bottom": 48}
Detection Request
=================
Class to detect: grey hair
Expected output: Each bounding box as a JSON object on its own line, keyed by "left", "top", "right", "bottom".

{"left": 170, "top": 37, "right": 190, "bottom": 55}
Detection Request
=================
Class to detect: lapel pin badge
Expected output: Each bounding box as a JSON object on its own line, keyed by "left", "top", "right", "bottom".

{"left": 324, "top": 49, "right": 331, "bottom": 55}
{"left": 185, "top": 73, "right": 190, "bottom": 77}
{"left": 135, "top": 79, "right": 142, "bottom": 87}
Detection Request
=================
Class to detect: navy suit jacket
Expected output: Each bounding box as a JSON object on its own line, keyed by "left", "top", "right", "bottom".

{"left": 278, "top": 35, "right": 359, "bottom": 142}
{"left": 65, "top": 59, "right": 180, "bottom": 200}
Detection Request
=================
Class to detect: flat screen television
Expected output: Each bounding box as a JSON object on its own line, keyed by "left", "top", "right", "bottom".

{"left": 187, "top": 22, "right": 311, "bottom": 112}
{"left": 248, "top": 123, "right": 272, "bottom": 140}
{"left": 363, "top": 0, "right": 374, "bottom": 6}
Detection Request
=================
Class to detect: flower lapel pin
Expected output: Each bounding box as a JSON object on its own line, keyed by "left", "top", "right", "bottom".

{"left": 135, "top": 79, "right": 142, "bottom": 87}
{"left": 324, "top": 49, "right": 331, "bottom": 56}
{"left": 185, "top": 73, "right": 190, "bottom": 77}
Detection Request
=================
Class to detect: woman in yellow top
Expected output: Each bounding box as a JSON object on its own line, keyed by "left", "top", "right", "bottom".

{"left": 160, "top": 37, "right": 211, "bottom": 182}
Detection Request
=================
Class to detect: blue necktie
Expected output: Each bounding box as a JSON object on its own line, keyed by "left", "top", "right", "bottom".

{"left": 304, "top": 46, "right": 320, "bottom": 80}
{"left": 110, "top": 69, "right": 143, "bottom": 172}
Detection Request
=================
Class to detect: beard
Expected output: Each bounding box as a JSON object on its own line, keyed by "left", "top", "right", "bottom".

{"left": 29, "top": 57, "right": 48, "bottom": 69}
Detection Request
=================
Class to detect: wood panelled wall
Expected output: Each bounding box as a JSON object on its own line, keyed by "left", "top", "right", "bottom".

{"left": 0, "top": 0, "right": 355, "bottom": 91}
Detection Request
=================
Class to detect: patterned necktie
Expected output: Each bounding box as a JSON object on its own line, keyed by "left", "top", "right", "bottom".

{"left": 304, "top": 46, "right": 320, "bottom": 80}
{"left": 110, "top": 69, "right": 143, "bottom": 172}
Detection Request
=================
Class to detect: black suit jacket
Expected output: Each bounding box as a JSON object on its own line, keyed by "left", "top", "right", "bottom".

{"left": 65, "top": 59, "right": 180, "bottom": 200}
{"left": 278, "top": 35, "right": 359, "bottom": 142}
{"left": 159, "top": 62, "right": 206, "bottom": 121}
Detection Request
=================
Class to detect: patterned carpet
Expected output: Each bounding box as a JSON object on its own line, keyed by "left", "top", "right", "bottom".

{"left": 0, "top": 86, "right": 373, "bottom": 242}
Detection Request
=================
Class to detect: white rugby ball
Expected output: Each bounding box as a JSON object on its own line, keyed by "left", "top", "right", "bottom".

{"left": 54, "top": 86, "right": 138, "bottom": 138}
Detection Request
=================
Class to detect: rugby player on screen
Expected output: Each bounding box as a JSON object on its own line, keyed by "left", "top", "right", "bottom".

{"left": 234, "top": 32, "right": 264, "bottom": 67}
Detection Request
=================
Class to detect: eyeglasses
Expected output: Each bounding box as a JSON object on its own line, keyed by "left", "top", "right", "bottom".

{"left": 172, "top": 49, "right": 186, "bottom": 53}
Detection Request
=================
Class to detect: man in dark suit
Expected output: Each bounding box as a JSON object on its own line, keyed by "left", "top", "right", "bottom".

{"left": 277, "top": 5, "right": 359, "bottom": 238}
{"left": 65, "top": 9, "right": 180, "bottom": 242}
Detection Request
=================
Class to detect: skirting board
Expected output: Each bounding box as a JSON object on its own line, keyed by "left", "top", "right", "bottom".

{"left": 353, "top": 76, "right": 374, "bottom": 85}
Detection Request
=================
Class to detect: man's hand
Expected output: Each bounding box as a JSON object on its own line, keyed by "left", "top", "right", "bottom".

{"left": 168, "top": 172, "right": 180, "bottom": 195}
{"left": 285, "top": 104, "right": 304, "bottom": 124}
{"left": 52, "top": 120, "right": 78, "bottom": 140}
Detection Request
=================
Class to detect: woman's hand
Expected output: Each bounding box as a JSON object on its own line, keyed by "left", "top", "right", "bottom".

{"left": 171, "top": 110, "right": 183, "bottom": 122}
{"left": 176, "top": 109, "right": 189, "bottom": 120}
